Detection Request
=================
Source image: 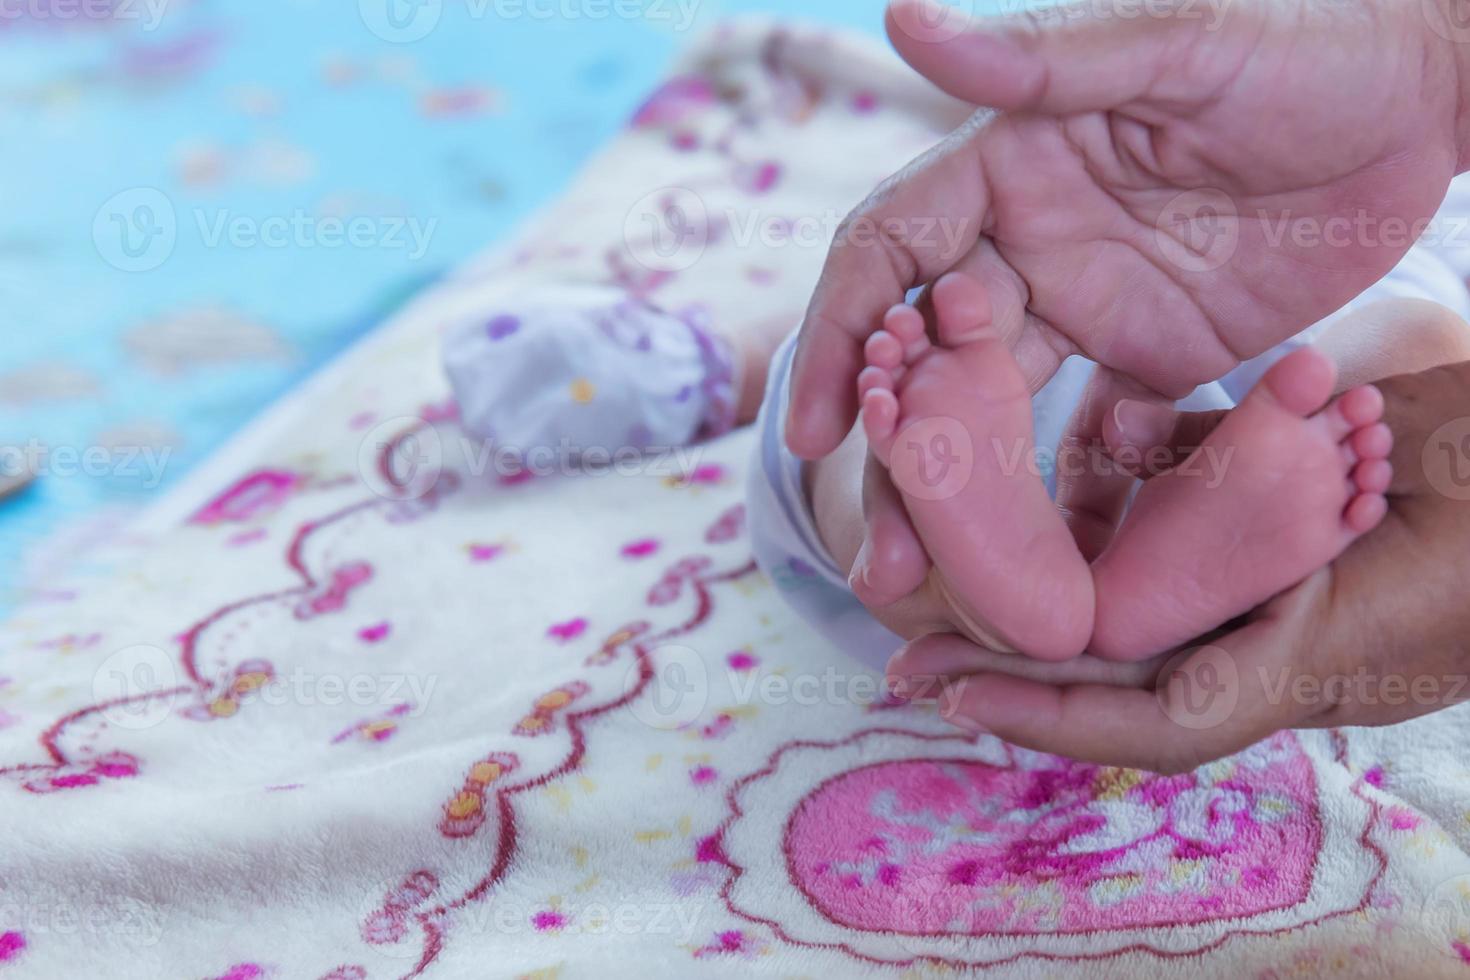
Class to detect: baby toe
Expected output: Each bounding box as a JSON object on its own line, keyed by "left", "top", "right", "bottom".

{"left": 883, "top": 304, "right": 930, "bottom": 358}
{"left": 1344, "top": 492, "right": 1389, "bottom": 534}
{"left": 1259, "top": 348, "right": 1337, "bottom": 418}
{"left": 1352, "top": 458, "right": 1393, "bottom": 496}
{"left": 858, "top": 364, "right": 892, "bottom": 400}
{"left": 1321, "top": 386, "right": 1382, "bottom": 443}
{"left": 865, "top": 330, "right": 905, "bottom": 372}
{"left": 1348, "top": 422, "right": 1393, "bottom": 461}
{"left": 862, "top": 387, "right": 901, "bottom": 448}
{"left": 1337, "top": 384, "right": 1385, "bottom": 429}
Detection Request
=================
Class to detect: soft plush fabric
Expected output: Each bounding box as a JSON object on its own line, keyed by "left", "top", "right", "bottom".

{"left": 0, "top": 0, "right": 886, "bottom": 613}
{"left": 3, "top": 21, "right": 1469, "bottom": 980}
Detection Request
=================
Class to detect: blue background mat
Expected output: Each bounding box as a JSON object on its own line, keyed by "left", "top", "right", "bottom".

{"left": 0, "top": 0, "right": 892, "bottom": 612}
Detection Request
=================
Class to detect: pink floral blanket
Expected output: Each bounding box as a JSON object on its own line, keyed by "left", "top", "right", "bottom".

{"left": 2, "top": 20, "right": 1469, "bottom": 980}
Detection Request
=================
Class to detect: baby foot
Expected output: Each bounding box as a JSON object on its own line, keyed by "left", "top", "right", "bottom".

{"left": 859, "top": 273, "right": 1094, "bottom": 661}
{"left": 847, "top": 452, "right": 932, "bottom": 610}
{"left": 1090, "top": 347, "right": 1393, "bottom": 660}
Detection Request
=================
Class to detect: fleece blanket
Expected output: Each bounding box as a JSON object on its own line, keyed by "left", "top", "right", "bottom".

{"left": 4, "top": 20, "right": 1470, "bottom": 980}
{"left": 0, "top": 0, "right": 881, "bottom": 614}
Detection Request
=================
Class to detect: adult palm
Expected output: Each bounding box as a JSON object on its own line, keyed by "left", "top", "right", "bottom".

{"left": 786, "top": 0, "right": 1466, "bottom": 463}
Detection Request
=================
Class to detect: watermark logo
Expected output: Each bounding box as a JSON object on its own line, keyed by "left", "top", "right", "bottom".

{"left": 623, "top": 187, "right": 710, "bottom": 273}
{"left": 357, "top": 419, "right": 445, "bottom": 502}
{"left": 359, "top": 0, "right": 442, "bottom": 41}
{"left": 627, "top": 644, "right": 708, "bottom": 730}
{"left": 0, "top": 894, "right": 164, "bottom": 948}
{"left": 621, "top": 192, "right": 976, "bottom": 273}
{"left": 0, "top": 0, "right": 172, "bottom": 30}
{"left": 1155, "top": 188, "right": 1238, "bottom": 273}
{"left": 1424, "top": 0, "right": 1470, "bottom": 43}
{"left": 93, "top": 187, "right": 177, "bottom": 273}
{"left": 0, "top": 439, "right": 173, "bottom": 490}
{"left": 91, "top": 645, "right": 181, "bottom": 731}
{"left": 887, "top": 416, "right": 975, "bottom": 502}
{"left": 1422, "top": 873, "right": 1470, "bottom": 955}
{"left": 1256, "top": 666, "right": 1469, "bottom": 710}
{"left": 989, "top": 0, "right": 1233, "bottom": 32}
{"left": 94, "top": 188, "right": 437, "bottom": 271}
{"left": 1423, "top": 416, "right": 1470, "bottom": 501}
{"left": 1157, "top": 644, "right": 1238, "bottom": 731}
{"left": 888, "top": 0, "right": 978, "bottom": 43}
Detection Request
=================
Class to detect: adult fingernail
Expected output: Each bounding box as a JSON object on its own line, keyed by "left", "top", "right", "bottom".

{"left": 937, "top": 677, "right": 991, "bottom": 734}
{"left": 848, "top": 539, "right": 877, "bottom": 595}
{"left": 1112, "top": 399, "right": 1176, "bottom": 450}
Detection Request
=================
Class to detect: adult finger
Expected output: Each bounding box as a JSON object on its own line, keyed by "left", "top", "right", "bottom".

{"left": 936, "top": 236, "right": 1075, "bottom": 394}
{"left": 1054, "top": 369, "right": 1164, "bottom": 561}
{"left": 885, "top": 0, "right": 1231, "bottom": 115}
{"left": 1101, "top": 401, "right": 1231, "bottom": 479}
{"left": 887, "top": 632, "right": 1158, "bottom": 691}
{"left": 899, "top": 597, "right": 1316, "bottom": 772}
{"left": 784, "top": 120, "right": 990, "bottom": 459}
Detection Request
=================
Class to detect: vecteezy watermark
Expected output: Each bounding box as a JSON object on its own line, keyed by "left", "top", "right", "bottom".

{"left": 0, "top": 895, "right": 163, "bottom": 948}
{"left": 0, "top": 0, "right": 171, "bottom": 30}
{"left": 244, "top": 668, "right": 438, "bottom": 714}
{"left": 1156, "top": 189, "right": 1240, "bottom": 273}
{"left": 886, "top": 0, "right": 979, "bottom": 43}
{"left": 1157, "top": 645, "right": 1240, "bottom": 731}
{"left": 622, "top": 187, "right": 976, "bottom": 274}
{"left": 93, "top": 188, "right": 176, "bottom": 273}
{"left": 358, "top": 0, "right": 701, "bottom": 43}
{"left": 0, "top": 439, "right": 172, "bottom": 490}
{"left": 355, "top": 417, "right": 712, "bottom": 502}
{"left": 1257, "top": 666, "right": 1470, "bottom": 710}
{"left": 1422, "top": 416, "right": 1470, "bottom": 501}
{"left": 627, "top": 644, "right": 709, "bottom": 730}
{"left": 1421, "top": 873, "right": 1470, "bottom": 957}
{"left": 993, "top": 0, "right": 1233, "bottom": 31}
{"left": 886, "top": 417, "right": 976, "bottom": 503}
{"left": 93, "top": 188, "right": 437, "bottom": 272}
{"left": 1423, "top": 0, "right": 1470, "bottom": 44}
{"left": 358, "top": 419, "right": 446, "bottom": 502}
{"left": 357, "top": 881, "right": 708, "bottom": 961}
{"left": 463, "top": 898, "right": 706, "bottom": 943}
{"left": 726, "top": 666, "right": 891, "bottom": 709}
{"left": 624, "top": 652, "right": 942, "bottom": 733}
{"left": 92, "top": 645, "right": 182, "bottom": 731}
{"left": 92, "top": 644, "right": 438, "bottom": 731}
{"left": 1258, "top": 210, "right": 1470, "bottom": 252}
{"left": 888, "top": 0, "right": 1233, "bottom": 45}
{"left": 1047, "top": 438, "right": 1235, "bottom": 487}
{"left": 881, "top": 426, "right": 1235, "bottom": 504}
{"left": 1159, "top": 191, "right": 1470, "bottom": 273}
{"left": 1159, "top": 659, "right": 1470, "bottom": 731}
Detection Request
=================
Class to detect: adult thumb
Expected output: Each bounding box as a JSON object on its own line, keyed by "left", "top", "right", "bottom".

{"left": 885, "top": 0, "right": 1229, "bottom": 115}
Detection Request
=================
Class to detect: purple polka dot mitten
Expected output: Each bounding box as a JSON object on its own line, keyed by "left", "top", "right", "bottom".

{"left": 443, "top": 284, "right": 735, "bottom": 459}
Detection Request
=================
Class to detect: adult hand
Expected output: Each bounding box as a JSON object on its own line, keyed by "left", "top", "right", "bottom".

{"left": 887, "top": 362, "right": 1470, "bottom": 773}
{"left": 786, "top": 0, "right": 1470, "bottom": 464}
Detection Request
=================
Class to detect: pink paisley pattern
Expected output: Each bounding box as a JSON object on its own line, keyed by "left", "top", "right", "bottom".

{"left": 192, "top": 470, "right": 301, "bottom": 525}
